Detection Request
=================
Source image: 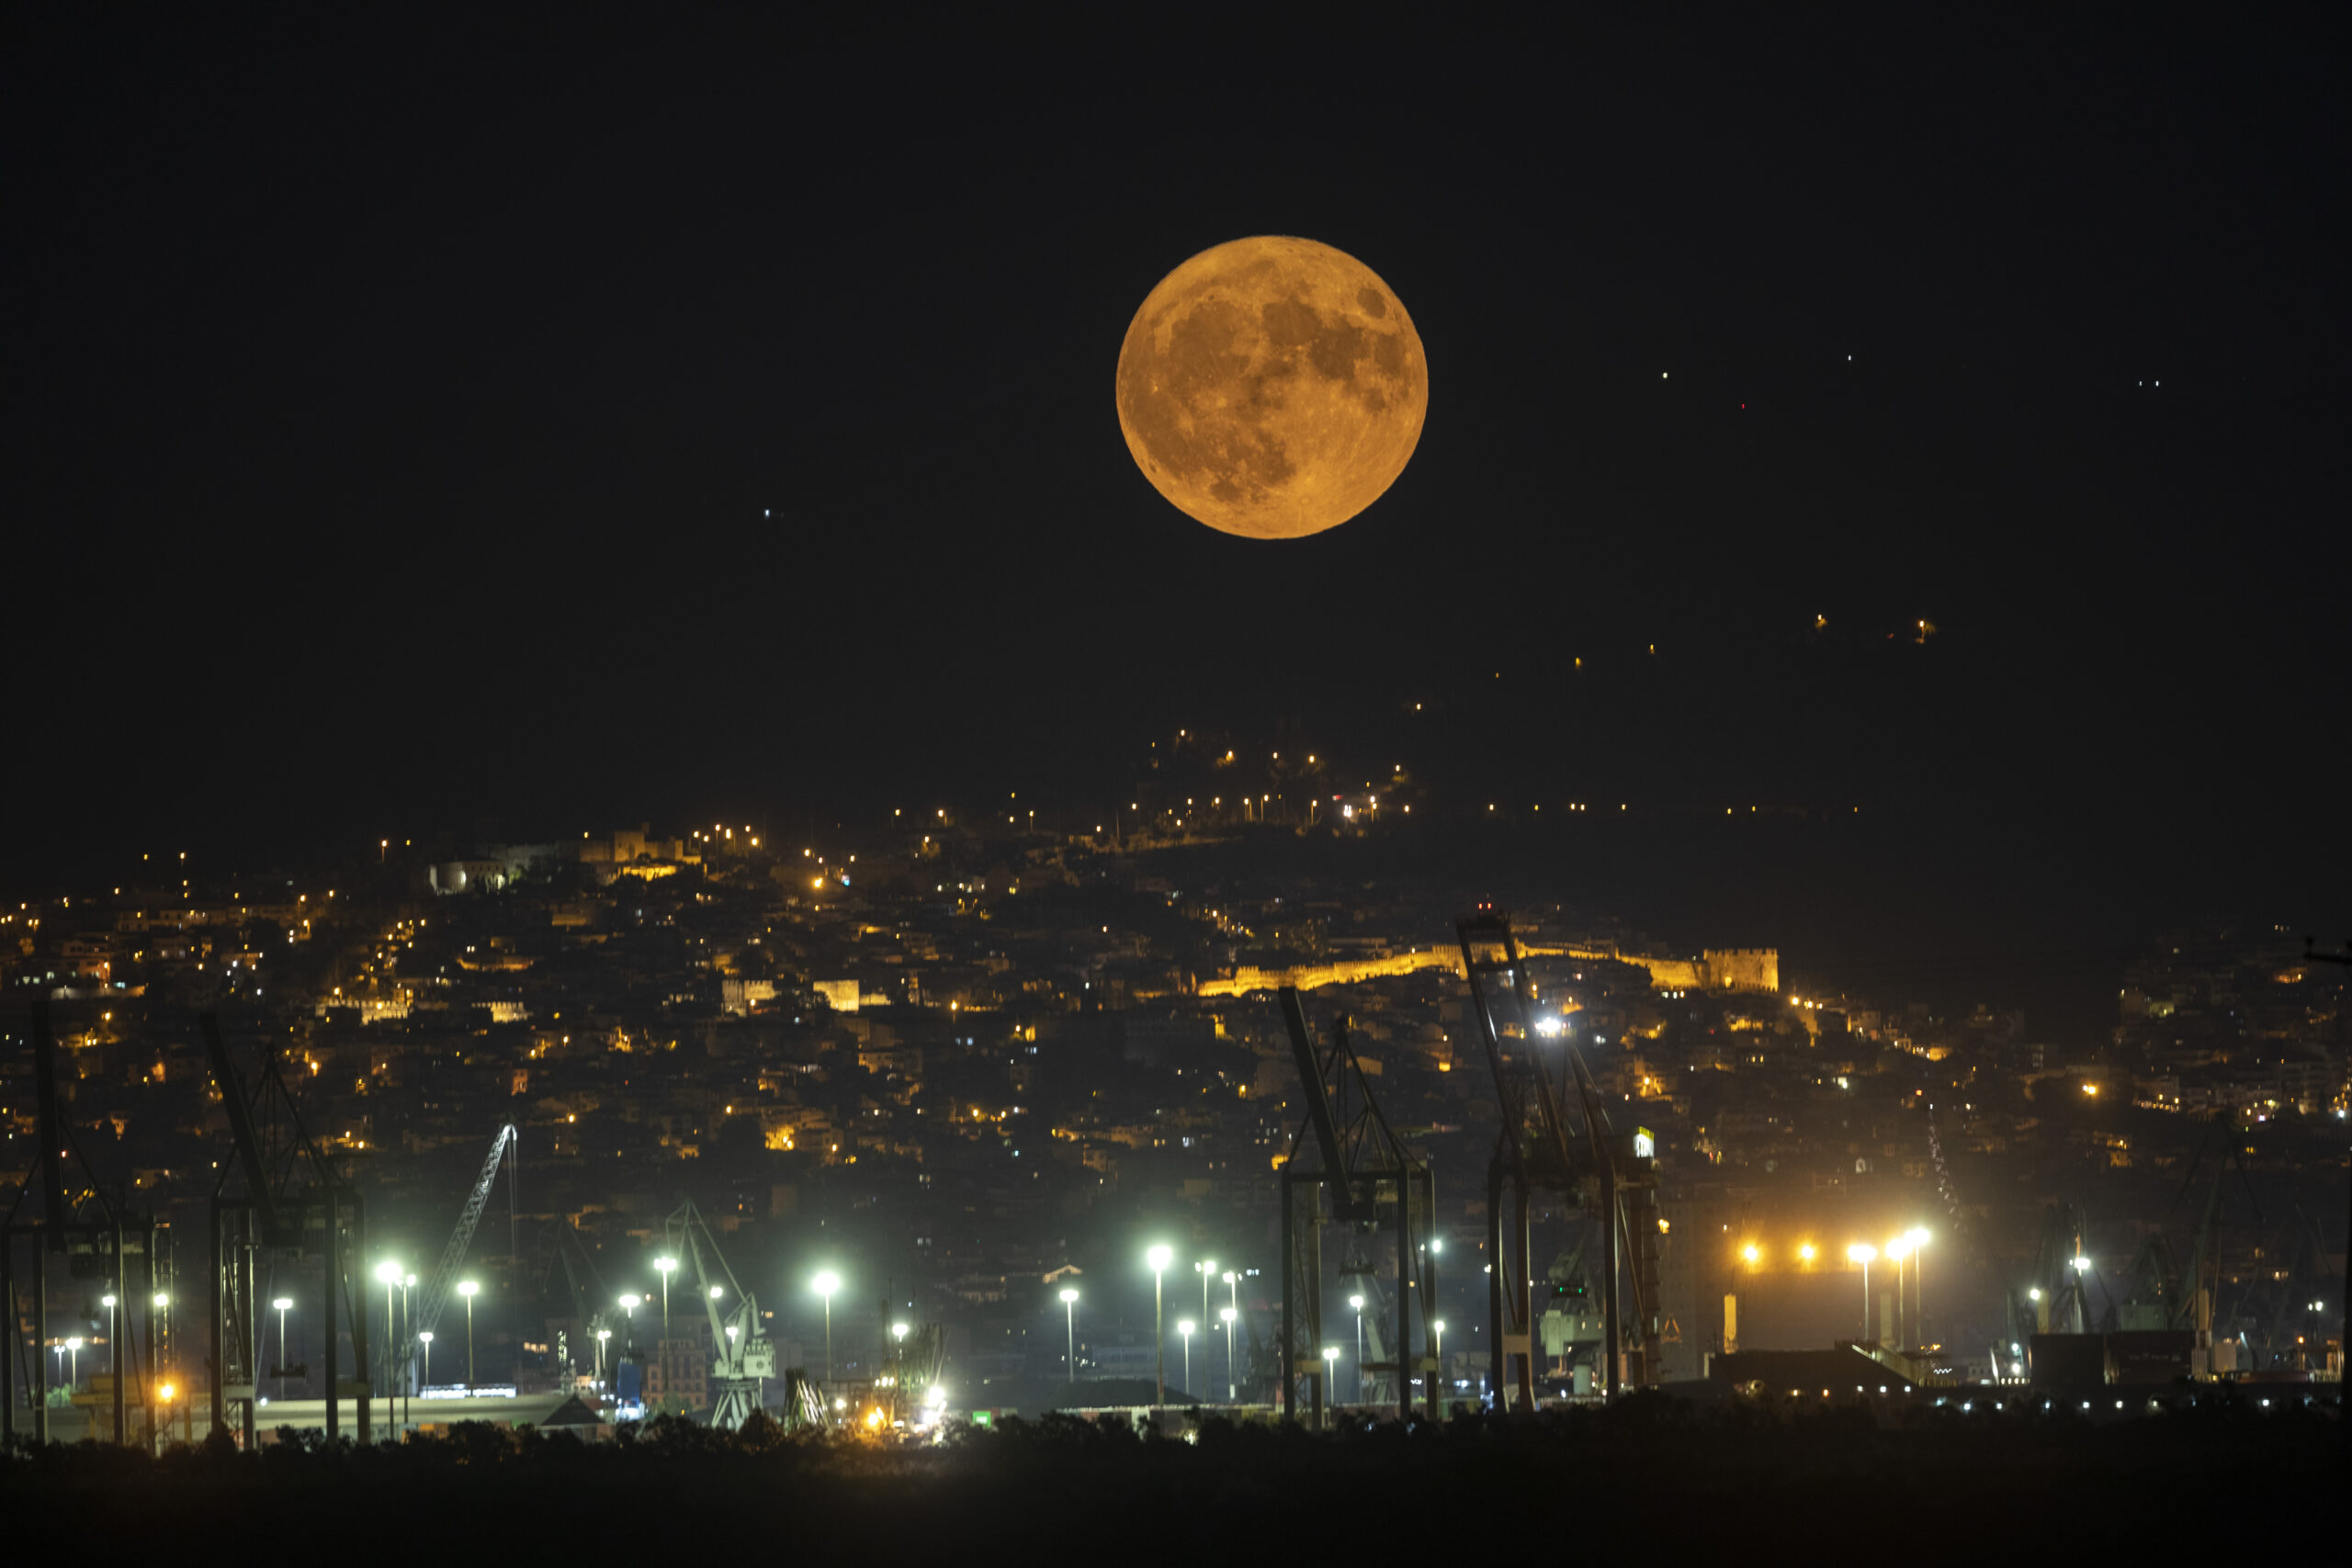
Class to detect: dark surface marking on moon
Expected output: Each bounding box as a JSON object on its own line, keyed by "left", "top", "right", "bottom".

{"left": 1307, "top": 316, "right": 1365, "bottom": 382}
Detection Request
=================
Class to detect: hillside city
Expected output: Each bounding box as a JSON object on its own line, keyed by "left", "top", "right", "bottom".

{"left": 6, "top": 775, "right": 2346, "bottom": 1424}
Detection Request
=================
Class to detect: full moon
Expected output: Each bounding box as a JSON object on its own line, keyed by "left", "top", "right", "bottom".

{"left": 1116, "top": 236, "right": 1427, "bottom": 540}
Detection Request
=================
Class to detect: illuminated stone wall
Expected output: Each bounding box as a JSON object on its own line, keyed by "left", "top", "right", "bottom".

{"left": 1703, "top": 949, "right": 1781, "bottom": 994}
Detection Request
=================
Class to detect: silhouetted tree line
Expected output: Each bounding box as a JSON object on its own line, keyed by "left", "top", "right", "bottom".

{"left": 1, "top": 1391, "right": 2336, "bottom": 1559}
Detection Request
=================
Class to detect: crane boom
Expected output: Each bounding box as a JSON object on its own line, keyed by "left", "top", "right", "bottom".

{"left": 414, "top": 1124, "right": 517, "bottom": 1347}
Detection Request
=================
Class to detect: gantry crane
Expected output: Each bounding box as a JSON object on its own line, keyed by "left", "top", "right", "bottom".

{"left": 1276, "top": 986, "right": 1439, "bottom": 1425}
{"left": 1457, "top": 911, "right": 1661, "bottom": 1405}
{"left": 201, "top": 1011, "right": 372, "bottom": 1444}
{"left": 663, "top": 1200, "right": 775, "bottom": 1428}
{"left": 5, "top": 999, "right": 168, "bottom": 1449}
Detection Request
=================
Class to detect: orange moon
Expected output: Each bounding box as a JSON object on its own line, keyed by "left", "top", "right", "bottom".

{"left": 1115, "top": 236, "right": 1427, "bottom": 539}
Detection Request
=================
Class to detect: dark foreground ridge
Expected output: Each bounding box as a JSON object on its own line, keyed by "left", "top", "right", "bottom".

{"left": 6, "top": 1393, "right": 2340, "bottom": 1560}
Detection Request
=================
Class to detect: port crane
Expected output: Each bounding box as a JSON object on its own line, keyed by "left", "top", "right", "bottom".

{"left": 200, "top": 1011, "right": 373, "bottom": 1444}
{"left": 5, "top": 1000, "right": 170, "bottom": 1450}
{"left": 410, "top": 1124, "right": 518, "bottom": 1387}
{"left": 1457, "top": 911, "right": 1662, "bottom": 1405}
{"left": 530, "top": 1214, "right": 613, "bottom": 1383}
{"left": 1276, "top": 985, "right": 1439, "bottom": 1424}
{"left": 663, "top": 1200, "right": 775, "bottom": 1429}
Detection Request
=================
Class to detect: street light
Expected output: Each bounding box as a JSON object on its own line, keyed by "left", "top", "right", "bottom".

{"left": 1059, "top": 1287, "right": 1080, "bottom": 1384}
{"left": 1218, "top": 1304, "right": 1238, "bottom": 1401}
{"left": 655, "top": 1256, "right": 677, "bottom": 1333}
{"left": 1433, "top": 1318, "right": 1446, "bottom": 1369}
{"left": 1322, "top": 1345, "right": 1340, "bottom": 1419}
{"left": 1848, "top": 1246, "right": 1876, "bottom": 1342}
{"left": 1742, "top": 1244, "right": 1761, "bottom": 1268}
{"left": 1179, "top": 1319, "right": 1195, "bottom": 1396}
{"left": 1797, "top": 1242, "right": 1816, "bottom": 1266}
{"left": 419, "top": 1329, "right": 435, "bottom": 1387}
{"left": 66, "top": 1336, "right": 84, "bottom": 1391}
{"left": 1885, "top": 1238, "right": 1911, "bottom": 1347}
{"left": 813, "top": 1270, "right": 841, "bottom": 1388}
{"left": 1147, "top": 1245, "right": 1173, "bottom": 1410}
{"left": 402, "top": 1274, "right": 417, "bottom": 1413}
{"left": 272, "top": 1297, "right": 294, "bottom": 1398}
{"left": 1196, "top": 1258, "right": 1216, "bottom": 1344}
{"left": 458, "top": 1280, "right": 481, "bottom": 1388}
{"left": 1349, "top": 1293, "right": 1366, "bottom": 1404}
{"left": 1900, "top": 1232, "right": 1938, "bottom": 1344}
{"left": 374, "top": 1261, "right": 402, "bottom": 1395}
{"left": 592, "top": 1328, "right": 607, "bottom": 1384}
{"left": 102, "top": 1293, "right": 118, "bottom": 1381}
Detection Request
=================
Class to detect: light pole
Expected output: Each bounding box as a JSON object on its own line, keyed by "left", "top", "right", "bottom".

{"left": 593, "top": 1328, "right": 607, "bottom": 1386}
{"left": 1887, "top": 1239, "right": 1913, "bottom": 1348}
{"left": 1906, "top": 1228, "right": 1930, "bottom": 1342}
{"left": 1349, "top": 1293, "right": 1365, "bottom": 1404}
{"left": 67, "top": 1337, "right": 84, "bottom": 1392}
{"left": 813, "top": 1271, "right": 841, "bottom": 1390}
{"left": 374, "top": 1261, "right": 402, "bottom": 1395}
{"left": 153, "top": 1291, "right": 171, "bottom": 1404}
{"left": 1321, "top": 1346, "right": 1339, "bottom": 1424}
{"left": 402, "top": 1274, "right": 416, "bottom": 1423}
{"left": 1059, "top": 1287, "right": 1080, "bottom": 1384}
{"left": 1196, "top": 1258, "right": 1216, "bottom": 1345}
{"left": 1848, "top": 1246, "right": 1876, "bottom": 1342}
{"left": 102, "top": 1293, "right": 118, "bottom": 1383}
{"left": 655, "top": 1257, "right": 676, "bottom": 1335}
{"left": 419, "top": 1328, "right": 435, "bottom": 1387}
{"left": 272, "top": 1297, "right": 293, "bottom": 1398}
{"left": 1179, "top": 1320, "right": 1194, "bottom": 1398}
{"left": 1219, "top": 1304, "right": 1238, "bottom": 1401}
{"left": 891, "top": 1320, "right": 909, "bottom": 1415}
{"left": 458, "top": 1280, "right": 480, "bottom": 1389}
{"left": 1147, "top": 1245, "right": 1173, "bottom": 1411}
{"left": 1434, "top": 1318, "right": 1446, "bottom": 1377}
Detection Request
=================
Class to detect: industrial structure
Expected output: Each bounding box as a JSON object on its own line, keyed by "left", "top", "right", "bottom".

{"left": 409, "top": 1122, "right": 519, "bottom": 1393}
{"left": 662, "top": 1200, "right": 775, "bottom": 1428}
{"left": 1276, "top": 985, "right": 1440, "bottom": 1424}
{"left": 1456, "top": 911, "right": 1662, "bottom": 1405}
{"left": 3, "top": 1000, "right": 170, "bottom": 1449}
{"left": 202, "top": 1010, "right": 375, "bottom": 1444}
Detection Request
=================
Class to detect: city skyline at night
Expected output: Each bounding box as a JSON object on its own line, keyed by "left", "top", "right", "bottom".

{"left": 1, "top": 6, "right": 2342, "bottom": 1544}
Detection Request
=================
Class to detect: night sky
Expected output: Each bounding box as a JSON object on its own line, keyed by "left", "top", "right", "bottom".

{"left": 8, "top": 11, "right": 2345, "bottom": 1032}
